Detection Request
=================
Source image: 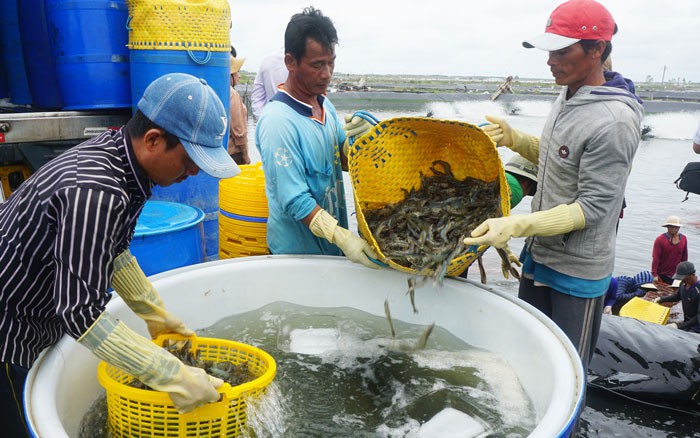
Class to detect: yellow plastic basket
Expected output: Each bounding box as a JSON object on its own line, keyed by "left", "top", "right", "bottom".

{"left": 348, "top": 117, "right": 510, "bottom": 276}
{"left": 218, "top": 163, "right": 270, "bottom": 259}
{"left": 220, "top": 216, "right": 268, "bottom": 239}
{"left": 97, "top": 335, "right": 276, "bottom": 437}
{"left": 219, "top": 163, "right": 268, "bottom": 217}
{"left": 127, "top": 0, "right": 231, "bottom": 51}
{"left": 619, "top": 297, "right": 670, "bottom": 325}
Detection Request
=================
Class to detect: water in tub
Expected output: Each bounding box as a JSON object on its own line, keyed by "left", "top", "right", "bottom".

{"left": 80, "top": 302, "right": 536, "bottom": 437}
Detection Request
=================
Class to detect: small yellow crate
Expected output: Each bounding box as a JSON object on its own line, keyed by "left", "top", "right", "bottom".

{"left": 219, "top": 163, "right": 268, "bottom": 217}
{"left": 348, "top": 117, "right": 509, "bottom": 277}
{"left": 619, "top": 297, "right": 670, "bottom": 325}
{"left": 219, "top": 217, "right": 268, "bottom": 239}
{"left": 127, "top": 0, "right": 231, "bottom": 51}
{"left": 97, "top": 335, "right": 276, "bottom": 437}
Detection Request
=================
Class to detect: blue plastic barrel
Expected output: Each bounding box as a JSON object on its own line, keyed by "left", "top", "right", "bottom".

{"left": 0, "top": 45, "right": 7, "bottom": 99}
{"left": 18, "top": 0, "right": 62, "bottom": 109}
{"left": 129, "top": 200, "right": 206, "bottom": 277}
{"left": 0, "top": 72, "right": 6, "bottom": 100}
{"left": 0, "top": 0, "right": 33, "bottom": 105}
{"left": 131, "top": 49, "right": 231, "bottom": 259}
{"left": 129, "top": 49, "right": 230, "bottom": 118}
{"left": 150, "top": 173, "right": 221, "bottom": 261}
{"left": 45, "top": 0, "right": 130, "bottom": 110}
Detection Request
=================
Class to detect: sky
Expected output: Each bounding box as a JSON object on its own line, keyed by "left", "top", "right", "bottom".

{"left": 229, "top": 0, "right": 700, "bottom": 84}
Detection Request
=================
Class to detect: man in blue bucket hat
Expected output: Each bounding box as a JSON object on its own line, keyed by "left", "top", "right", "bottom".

{"left": 0, "top": 73, "right": 238, "bottom": 436}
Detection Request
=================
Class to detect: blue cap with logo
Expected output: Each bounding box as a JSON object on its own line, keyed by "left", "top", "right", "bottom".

{"left": 138, "top": 73, "right": 240, "bottom": 179}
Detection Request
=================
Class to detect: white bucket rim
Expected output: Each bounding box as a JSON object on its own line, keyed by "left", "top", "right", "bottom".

{"left": 24, "top": 255, "right": 584, "bottom": 437}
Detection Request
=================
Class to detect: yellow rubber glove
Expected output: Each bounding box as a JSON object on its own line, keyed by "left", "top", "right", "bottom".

{"left": 78, "top": 312, "right": 223, "bottom": 413}
{"left": 482, "top": 115, "right": 540, "bottom": 164}
{"left": 463, "top": 203, "right": 586, "bottom": 249}
{"left": 309, "top": 208, "right": 379, "bottom": 269}
{"left": 344, "top": 114, "right": 373, "bottom": 139}
{"left": 111, "top": 250, "right": 194, "bottom": 339}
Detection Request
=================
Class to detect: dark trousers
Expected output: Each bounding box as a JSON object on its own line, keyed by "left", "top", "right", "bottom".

{"left": 518, "top": 277, "right": 604, "bottom": 366}
{"left": 518, "top": 277, "right": 604, "bottom": 437}
{"left": 1, "top": 362, "right": 30, "bottom": 438}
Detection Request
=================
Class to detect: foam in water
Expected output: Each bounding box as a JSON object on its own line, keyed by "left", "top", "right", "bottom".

{"left": 643, "top": 110, "right": 700, "bottom": 140}
{"left": 288, "top": 328, "right": 340, "bottom": 354}
{"left": 202, "top": 302, "right": 536, "bottom": 437}
{"left": 419, "top": 407, "right": 487, "bottom": 437}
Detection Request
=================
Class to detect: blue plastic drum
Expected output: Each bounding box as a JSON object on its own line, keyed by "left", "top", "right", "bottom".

{"left": 45, "top": 0, "right": 130, "bottom": 109}
{"left": 0, "top": 0, "right": 32, "bottom": 105}
{"left": 129, "top": 49, "right": 230, "bottom": 119}
{"left": 131, "top": 49, "right": 231, "bottom": 260}
{"left": 129, "top": 201, "right": 206, "bottom": 277}
{"left": 18, "top": 0, "right": 62, "bottom": 109}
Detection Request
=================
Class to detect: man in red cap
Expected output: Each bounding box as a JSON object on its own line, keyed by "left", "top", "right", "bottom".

{"left": 464, "top": 1, "right": 643, "bottom": 430}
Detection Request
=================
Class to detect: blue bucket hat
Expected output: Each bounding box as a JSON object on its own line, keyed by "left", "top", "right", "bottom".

{"left": 138, "top": 73, "right": 240, "bottom": 179}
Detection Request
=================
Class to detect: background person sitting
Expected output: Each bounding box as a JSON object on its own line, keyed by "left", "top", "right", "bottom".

{"left": 603, "top": 270, "right": 653, "bottom": 314}
{"left": 654, "top": 261, "right": 700, "bottom": 333}
{"left": 652, "top": 216, "right": 688, "bottom": 284}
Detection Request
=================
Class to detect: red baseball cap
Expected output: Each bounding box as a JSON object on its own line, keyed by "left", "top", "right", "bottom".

{"left": 523, "top": 0, "right": 616, "bottom": 51}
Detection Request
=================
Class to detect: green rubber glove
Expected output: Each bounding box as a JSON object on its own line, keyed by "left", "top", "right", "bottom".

{"left": 482, "top": 115, "right": 540, "bottom": 164}
{"left": 78, "top": 312, "right": 223, "bottom": 413}
{"left": 344, "top": 114, "right": 373, "bottom": 139}
{"left": 112, "top": 250, "right": 194, "bottom": 339}
{"left": 309, "top": 208, "right": 379, "bottom": 269}
{"left": 463, "top": 203, "right": 586, "bottom": 249}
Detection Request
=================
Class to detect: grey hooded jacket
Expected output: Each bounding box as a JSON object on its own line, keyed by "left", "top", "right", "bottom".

{"left": 528, "top": 78, "right": 644, "bottom": 281}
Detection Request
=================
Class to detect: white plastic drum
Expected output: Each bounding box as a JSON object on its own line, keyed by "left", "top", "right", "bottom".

{"left": 24, "top": 256, "right": 584, "bottom": 437}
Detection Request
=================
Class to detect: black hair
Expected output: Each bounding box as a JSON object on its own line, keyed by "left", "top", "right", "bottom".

{"left": 580, "top": 39, "right": 613, "bottom": 63}
{"left": 126, "top": 110, "right": 181, "bottom": 150}
{"left": 284, "top": 6, "right": 338, "bottom": 62}
{"left": 230, "top": 45, "right": 237, "bottom": 58}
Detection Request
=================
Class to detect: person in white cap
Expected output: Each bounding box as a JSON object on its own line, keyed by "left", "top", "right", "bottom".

{"left": 0, "top": 73, "right": 239, "bottom": 436}
{"left": 654, "top": 261, "right": 700, "bottom": 333}
{"left": 652, "top": 215, "right": 688, "bottom": 284}
{"left": 462, "top": 1, "right": 643, "bottom": 421}
{"left": 229, "top": 45, "right": 250, "bottom": 165}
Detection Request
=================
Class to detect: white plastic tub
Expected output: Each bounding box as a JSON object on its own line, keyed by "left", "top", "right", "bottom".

{"left": 25, "top": 255, "right": 583, "bottom": 437}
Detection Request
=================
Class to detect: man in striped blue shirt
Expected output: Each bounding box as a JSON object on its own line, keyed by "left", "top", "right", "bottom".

{"left": 0, "top": 73, "right": 239, "bottom": 436}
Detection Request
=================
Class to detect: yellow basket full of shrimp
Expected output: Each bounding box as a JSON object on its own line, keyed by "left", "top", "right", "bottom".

{"left": 97, "top": 335, "right": 276, "bottom": 437}
{"left": 347, "top": 115, "right": 510, "bottom": 280}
